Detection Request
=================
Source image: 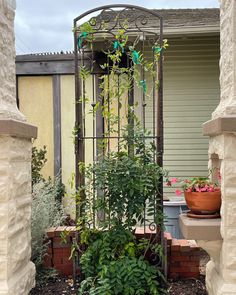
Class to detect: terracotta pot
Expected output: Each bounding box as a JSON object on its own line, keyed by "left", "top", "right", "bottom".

{"left": 184, "top": 191, "right": 221, "bottom": 214}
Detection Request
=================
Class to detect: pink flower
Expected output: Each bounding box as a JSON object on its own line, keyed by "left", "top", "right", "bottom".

{"left": 175, "top": 189, "right": 182, "bottom": 196}
{"left": 170, "top": 178, "right": 177, "bottom": 184}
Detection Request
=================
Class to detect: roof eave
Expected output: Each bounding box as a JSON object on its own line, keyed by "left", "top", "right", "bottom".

{"left": 164, "top": 25, "right": 220, "bottom": 35}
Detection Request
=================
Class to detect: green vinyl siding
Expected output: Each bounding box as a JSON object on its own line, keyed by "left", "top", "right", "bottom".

{"left": 143, "top": 35, "right": 220, "bottom": 198}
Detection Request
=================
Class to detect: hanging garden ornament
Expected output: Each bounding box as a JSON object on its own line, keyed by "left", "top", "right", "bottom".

{"left": 129, "top": 46, "right": 140, "bottom": 65}
{"left": 140, "top": 80, "right": 147, "bottom": 93}
{"left": 77, "top": 32, "right": 88, "bottom": 49}
{"left": 113, "top": 40, "right": 125, "bottom": 53}
{"left": 153, "top": 45, "right": 162, "bottom": 54}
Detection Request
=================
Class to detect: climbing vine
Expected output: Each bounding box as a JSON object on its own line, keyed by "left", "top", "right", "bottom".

{"left": 72, "top": 19, "right": 168, "bottom": 294}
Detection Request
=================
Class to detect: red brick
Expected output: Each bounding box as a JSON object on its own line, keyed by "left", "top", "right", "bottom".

{"left": 189, "top": 267, "right": 200, "bottom": 272}
{"left": 190, "top": 256, "right": 200, "bottom": 262}
{"left": 164, "top": 232, "right": 172, "bottom": 246}
{"left": 169, "top": 261, "right": 180, "bottom": 267}
{"left": 53, "top": 248, "right": 63, "bottom": 256}
{"left": 63, "top": 256, "right": 73, "bottom": 265}
{"left": 169, "top": 272, "right": 179, "bottom": 279}
{"left": 63, "top": 247, "right": 71, "bottom": 257}
{"left": 55, "top": 226, "right": 68, "bottom": 236}
{"left": 43, "top": 254, "right": 52, "bottom": 268}
{"left": 178, "top": 272, "right": 200, "bottom": 279}
{"left": 170, "top": 267, "right": 190, "bottom": 273}
{"left": 171, "top": 256, "right": 190, "bottom": 262}
{"left": 47, "top": 228, "right": 56, "bottom": 238}
{"left": 66, "top": 226, "right": 77, "bottom": 237}
{"left": 180, "top": 261, "right": 199, "bottom": 267}
{"left": 171, "top": 239, "right": 180, "bottom": 252}
{"left": 189, "top": 251, "right": 201, "bottom": 256}
{"left": 179, "top": 240, "right": 191, "bottom": 252}
{"left": 53, "top": 256, "right": 64, "bottom": 264}
{"left": 57, "top": 265, "right": 73, "bottom": 276}
{"left": 47, "top": 247, "right": 53, "bottom": 254}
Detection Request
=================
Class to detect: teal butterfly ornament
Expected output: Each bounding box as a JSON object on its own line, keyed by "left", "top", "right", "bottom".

{"left": 139, "top": 80, "right": 147, "bottom": 93}
{"left": 113, "top": 40, "right": 125, "bottom": 53}
{"left": 129, "top": 46, "right": 140, "bottom": 65}
{"left": 77, "top": 32, "right": 88, "bottom": 49}
{"left": 153, "top": 45, "right": 162, "bottom": 54}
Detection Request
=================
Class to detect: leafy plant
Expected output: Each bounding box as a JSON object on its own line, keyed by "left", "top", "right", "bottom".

{"left": 32, "top": 145, "right": 47, "bottom": 185}
{"left": 74, "top": 20, "right": 169, "bottom": 295}
{"left": 80, "top": 124, "right": 166, "bottom": 229}
{"left": 79, "top": 226, "right": 165, "bottom": 295}
{"left": 31, "top": 176, "right": 65, "bottom": 282}
{"left": 76, "top": 126, "right": 167, "bottom": 294}
{"left": 167, "top": 171, "right": 221, "bottom": 196}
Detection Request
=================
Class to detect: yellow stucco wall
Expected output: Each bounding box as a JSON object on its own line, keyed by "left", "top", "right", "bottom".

{"left": 18, "top": 76, "right": 54, "bottom": 180}
{"left": 60, "top": 75, "right": 76, "bottom": 215}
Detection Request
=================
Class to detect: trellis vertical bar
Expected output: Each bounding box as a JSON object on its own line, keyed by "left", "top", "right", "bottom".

{"left": 74, "top": 21, "right": 85, "bottom": 219}
{"left": 107, "top": 55, "right": 111, "bottom": 154}
{"left": 128, "top": 56, "right": 134, "bottom": 157}
{"left": 117, "top": 74, "right": 121, "bottom": 151}
{"left": 91, "top": 41, "right": 96, "bottom": 229}
{"left": 53, "top": 75, "right": 62, "bottom": 177}
{"left": 82, "top": 49, "right": 86, "bottom": 142}
{"left": 142, "top": 32, "right": 146, "bottom": 133}
{"left": 95, "top": 74, "right": 105, "bottom": 222}
{"left": 157, "top": 17, "right": 165, "bottom": 272}
{"left": 141, "top": 33, "right": 147, "bottom": 235}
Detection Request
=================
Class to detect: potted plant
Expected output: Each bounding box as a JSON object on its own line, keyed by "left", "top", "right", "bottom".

{"left": 167, "top": 173, "right": 221, "bottom": 217}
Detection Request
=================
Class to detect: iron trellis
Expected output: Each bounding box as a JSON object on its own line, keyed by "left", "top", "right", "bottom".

{"left": 73, "top": 4, "right": 165, "bottom": 274}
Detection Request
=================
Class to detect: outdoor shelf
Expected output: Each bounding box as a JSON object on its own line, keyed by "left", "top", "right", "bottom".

{"left": 179, "top": 213, "right": 221, "bottom": 241}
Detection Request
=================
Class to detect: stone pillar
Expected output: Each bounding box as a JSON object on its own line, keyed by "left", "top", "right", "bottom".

{"left": 0, "top": 0, "right": 36, "bottom": 294}
{"left": 202, "top": 1, "right": 236, "bottom": 294}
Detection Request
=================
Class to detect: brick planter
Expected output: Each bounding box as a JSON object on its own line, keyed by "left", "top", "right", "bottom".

{"left": 44, "top": 226, "right": 77, "bottom": 276}
{"left": 44, "top": 227, "right": 200, "bottom": 279}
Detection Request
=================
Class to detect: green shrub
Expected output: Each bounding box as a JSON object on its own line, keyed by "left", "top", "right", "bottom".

{"left": 77, "top": 126, "right": 167, "bottom": 294}
{"left": 79, "top": 226, "right": 164, "bottom": 295}
{"left": 31, "top": 176, "right": 65, "bottom": 275}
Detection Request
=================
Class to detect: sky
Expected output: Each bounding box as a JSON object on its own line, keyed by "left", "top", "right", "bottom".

{"left": 15, "top": 0, "right": 219, "bottom": 55}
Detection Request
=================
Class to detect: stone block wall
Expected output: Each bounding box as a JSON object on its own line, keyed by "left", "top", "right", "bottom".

{"left": 0, "top": 1, "right": 37, "bottom": 293}
{"left": 0, "top": 0, "right": 25, "bottom": 121}
{"left": 0, "top": 136, "right": 35, "bottom": 294}
{"left": 201, "top": 1, "right": 236, "bottom": 294}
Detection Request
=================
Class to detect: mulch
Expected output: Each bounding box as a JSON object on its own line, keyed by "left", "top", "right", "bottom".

{"left": 30, "top": 277, "right": 79, "bottom": 295}
{"left": 167, "top": 276, "right": 207, "bottom": 295}
{"left": 30, "top": 275, "right": 207, "bottom": 295}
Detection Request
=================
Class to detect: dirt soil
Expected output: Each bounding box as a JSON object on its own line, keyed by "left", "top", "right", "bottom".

{"left": 30, "top": 277, "right": 79, "bottom": 295}
{"left": 30, "top": 275, "right": 207, "bottom": 295}
{"left": 167, "top": 276, "right": 207, "bottom": 295}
